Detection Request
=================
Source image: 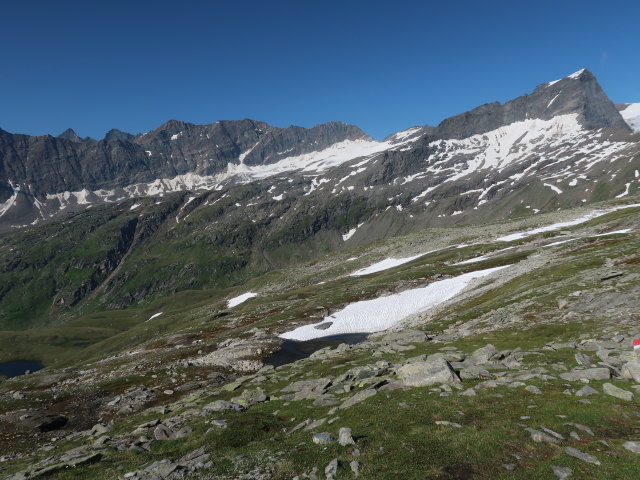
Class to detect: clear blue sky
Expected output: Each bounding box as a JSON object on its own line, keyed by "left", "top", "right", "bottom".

{"left": 1, "top": 0, "right": 638, "bottom": 140}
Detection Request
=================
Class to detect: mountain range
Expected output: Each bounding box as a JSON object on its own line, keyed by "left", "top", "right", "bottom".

{"left": 0, "top": 68, "right": 639, "bottom": 331}
{"left": 1, "top": 68, "right": 638, "bottom": 233}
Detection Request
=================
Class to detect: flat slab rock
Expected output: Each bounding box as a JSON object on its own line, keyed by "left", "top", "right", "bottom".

{"left": 559, "top": 368, "right": 611, "bottom": 382}
{"left": 396, "top": 358, "right": 460, "bottom": 387}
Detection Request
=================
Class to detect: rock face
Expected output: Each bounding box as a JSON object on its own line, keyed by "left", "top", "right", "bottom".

{"left": 396, "top": 357, "right": 460, "bottom": 387}
{"left": 1, "top": 68, "right": 637, "bottom": 236}
{"left": 0, "top": 119, "right": 367, "bottom": 204}
{"left": 429, "top": 69, "right": 629, "bottom": 141}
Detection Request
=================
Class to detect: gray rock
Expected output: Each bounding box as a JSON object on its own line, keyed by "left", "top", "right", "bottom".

{"left": 202, "top": 400, "right": 245, "bottom": 413}
{"left": 325, "top": 458, "right": 338, "bottom": 479}
{"left": 470, "top": 344, "right": 498, "bottom": 364}
{"left": 551, "top": 465, "right": 572, "bottom": 480}
{"left": 600, "top": 271, "right": 624, "bottom": 281}
{"left": 603, "top": 383, "right": 633, "bottom": 401}
{"left": 209, "top": 419, "right": 227, "bottom": 429}
{"left": 524, "top": 385, "right": 542, "bottom": 395}
{"left": 314, "top": 322, "right": 333, "bottom": 330}
{"left": 559, "top": 368, "right": 611, "bottom": 381}
{"left": 575, "top": 353, "right": 594, "bottom": 367}
{"left": 350, "top": 460, "right": 360, "bottom": 476}
{"left": 312, "top": 432, "right": 332, "bottom": 444}
{"left": 233, "top": 387, "right": 268, "bottom": 407}
{"left": 621, "top": 360, "right": 640, "bottom": 383}
{"left": 565, "top": 423, "right": 594, "bottom": 436}
{"left": 539, "top": 426, "right": 564, "bottom": 440}
{"left": 459, "top": 365, "right": 491, "bottom": 380}
{"left": 340, "top": 389, "right": 377, "bottom": 409}
{"left": 623, "top": 441, "right": 640, "bottom": 454}
{"left": 396, "top": 358, "right": 460, "bottom": 387}
{"left": 172, "top": 426, "right": 192, "bottom": 439}
{"left": 435, "top": 421, "right": 462, "bottom": 428}
{"left": 564, "top": 447, "right": 600, "bottom": 465}
{"left": 90, "top": 423, "right": 111, "bottom": 436}
{"left": 525, "top": 428, "right": 559, "bottom": 443}
{"left": 153, "top": 424, "right": 173, "bottom": 441}
{"left": 282, "top": 378, "right": 332, "bottom": 394}
{"left": 338, "top": 427, "right": 356, "bottom": 446}
{"left": 575, "top": 385, "right": 598, "bottom": 397}
{"left": 94, "top": 435, "right": 111, "bottom": 446}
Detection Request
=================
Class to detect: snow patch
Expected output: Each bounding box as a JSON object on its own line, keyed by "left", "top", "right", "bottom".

{"left": 280, "top": 266, "right": 508, "bottom": 340}
{"left": 592, "top": 228, "right": 632, "bottom": 237}
{"left": 350, "top": 251, "right": 437, "bottom": 276}
{"left": 146, "top": 312, "right": 163, "bottom": 322}
{"left": 497, "top": 203, "right": 640, "bottom": 242}
{"left": 616, "top": 183, "right": 631, "bottom": 198}
{"left": 342, "top": 228, "right": 357, "bottom": 241}
{"left": 227, "top": 292, "right": 258, "bottom": 308}
{"left": 544, "top": 183, "right": 563, "bottom": 194}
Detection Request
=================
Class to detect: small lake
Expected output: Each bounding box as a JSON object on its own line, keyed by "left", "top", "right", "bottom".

{"left": 266, "top": 333, "right": 369, "bottom": 367}
{"left": 0, "top": 360, "right": 44, "bottom": 379}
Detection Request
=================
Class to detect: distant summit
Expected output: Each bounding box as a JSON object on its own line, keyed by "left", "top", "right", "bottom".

{"left": 57, "top": 128, "right": 82, "bottom": 142}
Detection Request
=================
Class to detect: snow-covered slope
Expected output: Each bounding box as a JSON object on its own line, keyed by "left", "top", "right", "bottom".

{"left": 618, "top": 103, "right": 640, "bottom": 132}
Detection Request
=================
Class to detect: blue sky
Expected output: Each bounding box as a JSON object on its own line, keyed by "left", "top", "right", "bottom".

{"left": 1, "top": 0, "right": 638, "bottom": 140}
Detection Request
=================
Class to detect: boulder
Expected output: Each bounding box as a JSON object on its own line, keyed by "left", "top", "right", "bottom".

{"left": 325, "top": 458, "right": 338, "bottom": 479}
{"left": 525, "top": 428, "right": 559, "bottom": 444}
{"left": 564, "top": 447, "right": 600, "bottom": 465}
{"left": 621, "top": 360, "right": 640, "bottom": 383}
{"left": 559, "top": 368, "right": 611, "bottom": 382}
{"left": 312, "top": 432, "right": 332, "bottom": 444}
{"left": 153, "top": 424, "right": 173, "bottom": 440}
{"left": 575, "top": 385, "right": 598, "bottom": 397}
{"left": 574, "top": 353, "right": 594, "bottom": 367}
{"left": 202, "top": 400, "right": 245, "bottom": 413}
{"left": 232, "top": 387, "right": 268, "bottom": 407}
{"left": 338, "top": 427, "right": 356, "bottom": 446}
{"left": 397, "top": 358, "right": 460, "bottom": 387}
{"left": 470, "top": 344, "right": 498, "bottom": 364}
{"left": 623, "top": 441, "right": 640, "bottom": 454}
{"left": 603, "top": 383, "right": 633, "bottom": 401}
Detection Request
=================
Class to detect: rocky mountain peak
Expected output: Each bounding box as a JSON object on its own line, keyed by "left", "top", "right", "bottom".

{"left": 57, "top": 128, "right": 82, "bottom": 142}
{"left": 104, "top": 129, "right": 134, "bottom": 142}
{"left": 431, "top": 68, "right": 629, "bottom": 141}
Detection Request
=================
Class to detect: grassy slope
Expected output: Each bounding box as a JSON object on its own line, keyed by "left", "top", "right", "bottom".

{"left": 2, "top": 200, "right": 640, "bottom": 478}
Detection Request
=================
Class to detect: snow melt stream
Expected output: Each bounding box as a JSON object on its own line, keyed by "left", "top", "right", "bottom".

{"left": 280, "top": 266, "right": 508, "bottom": 341}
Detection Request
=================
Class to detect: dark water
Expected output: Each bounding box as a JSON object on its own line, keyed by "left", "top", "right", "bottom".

{"left": 0, "top": 360, "right": 44, "bottom": 379}
{"left": 266, "top": 333, "right": 369, "bottom": 367}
